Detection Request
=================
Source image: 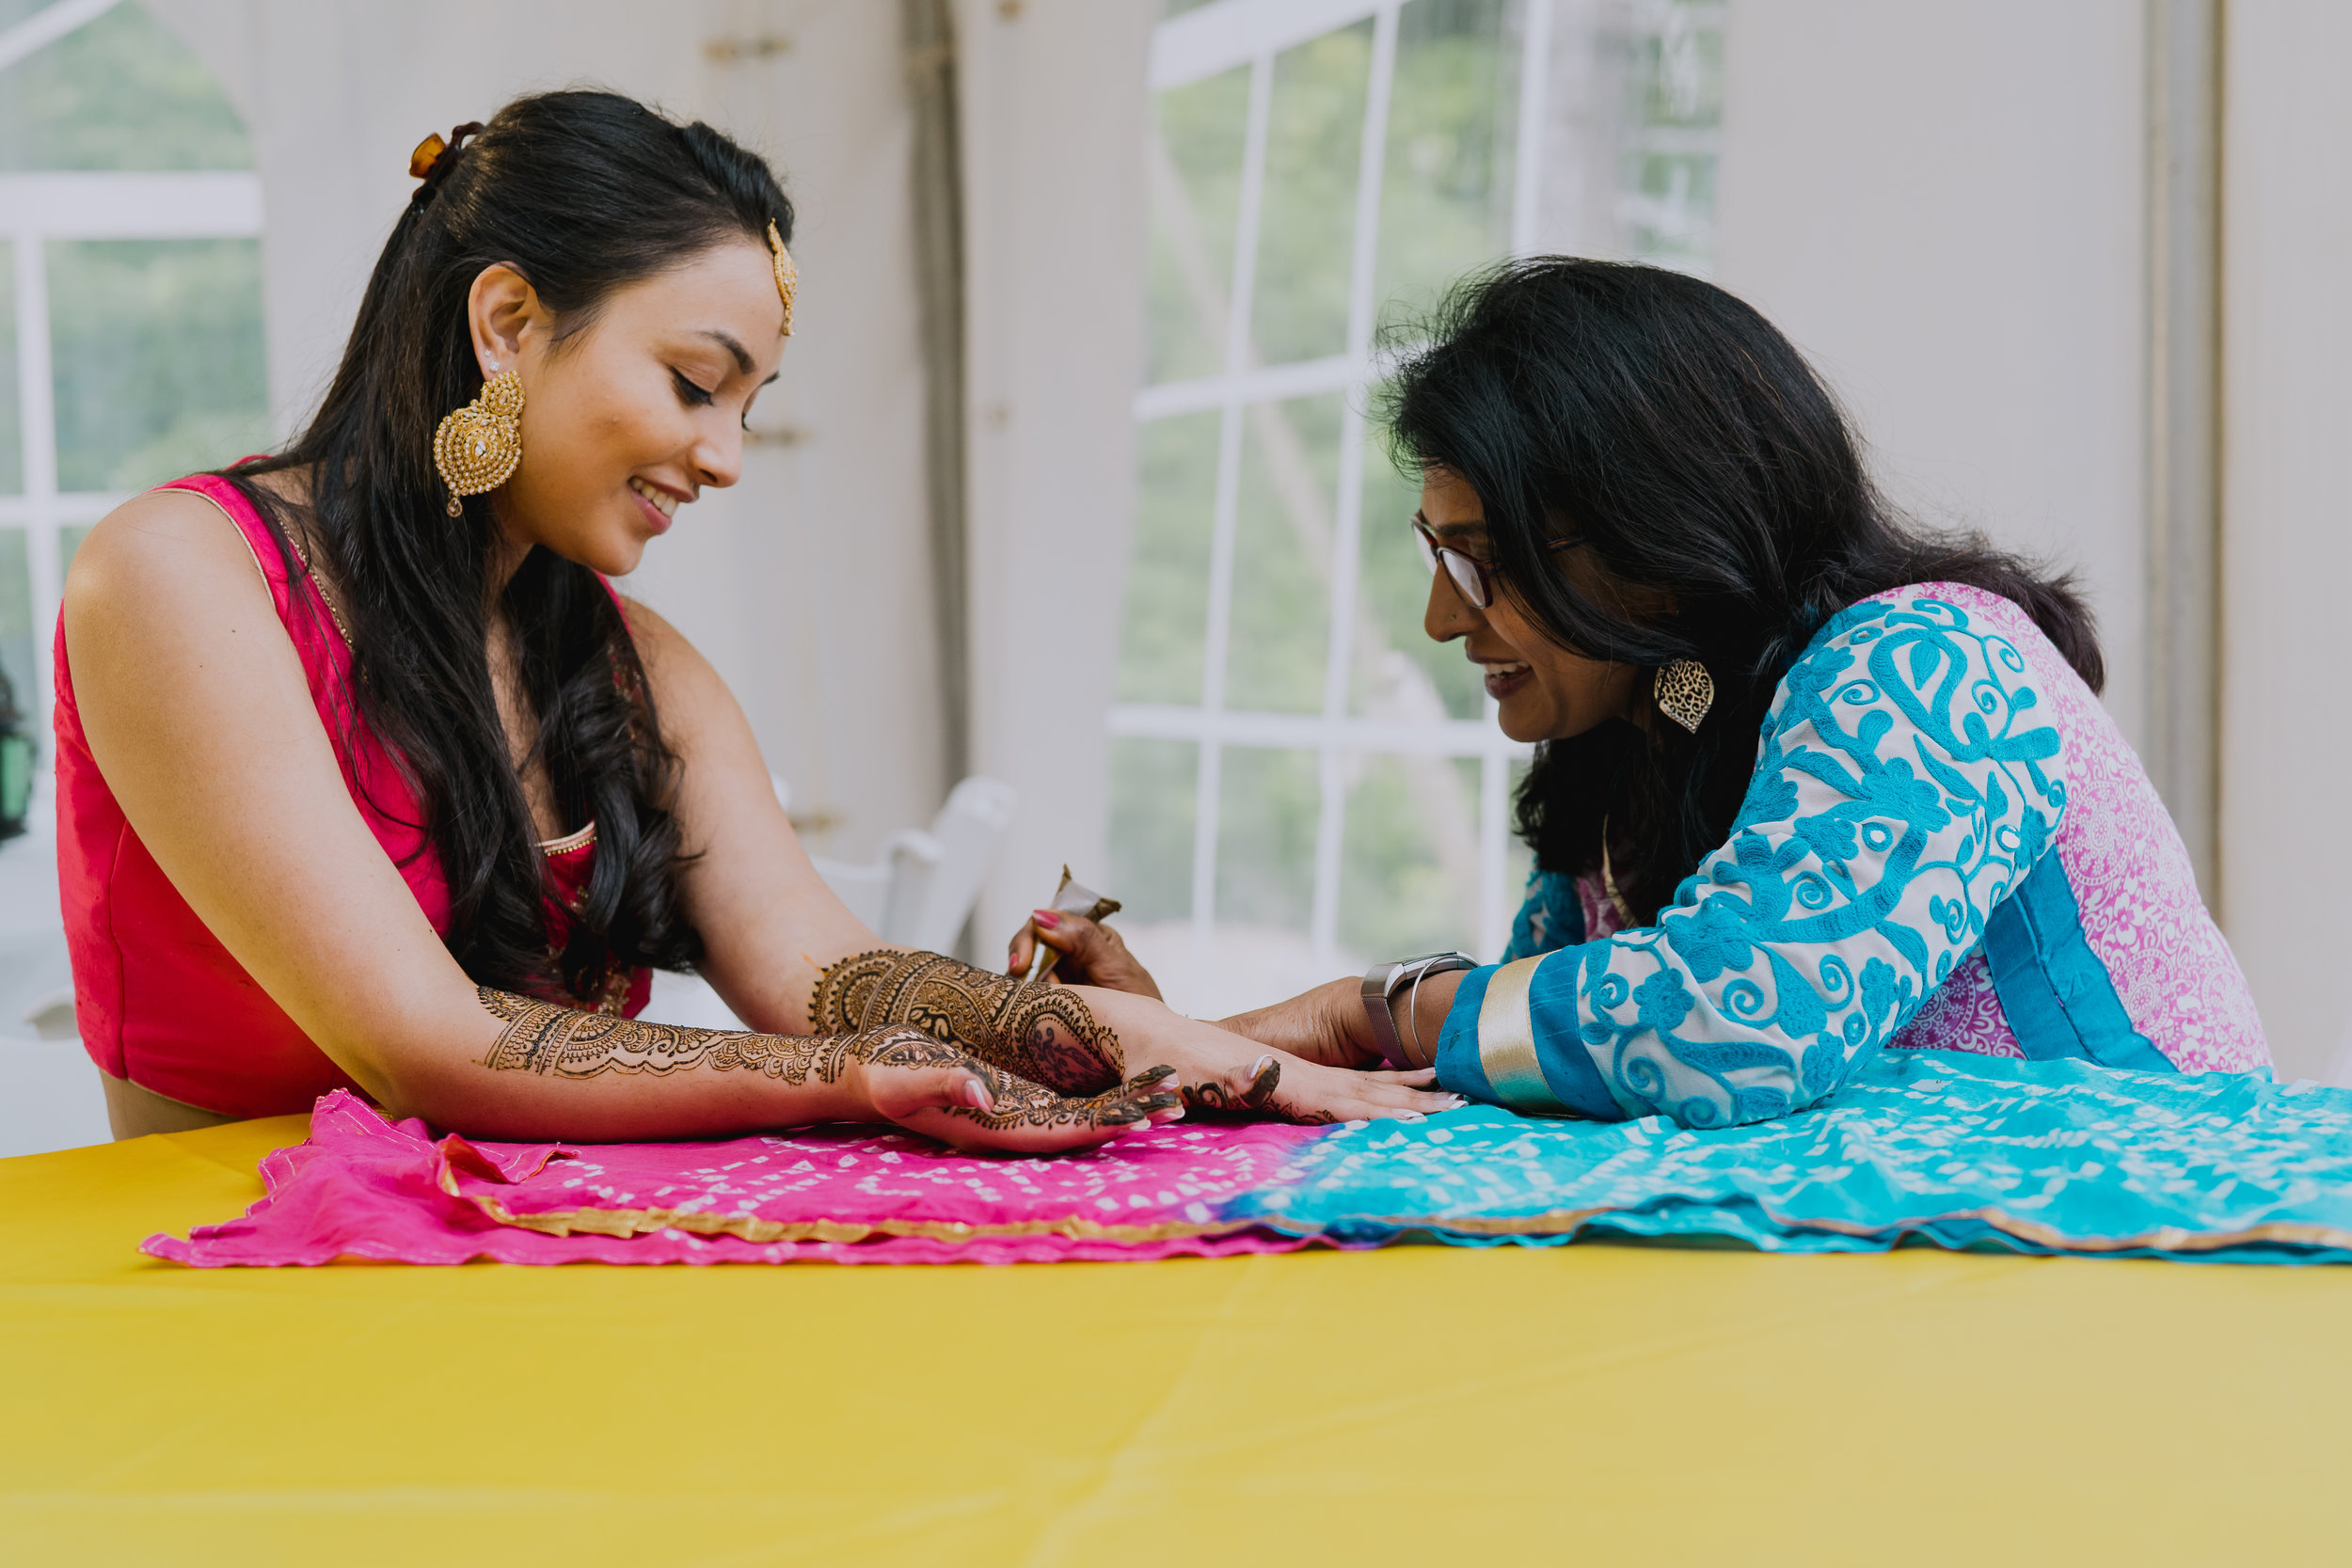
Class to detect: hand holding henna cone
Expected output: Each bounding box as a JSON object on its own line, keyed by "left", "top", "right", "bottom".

{"left": 810, "top": 950, "right": 1124, "bottom": 1094}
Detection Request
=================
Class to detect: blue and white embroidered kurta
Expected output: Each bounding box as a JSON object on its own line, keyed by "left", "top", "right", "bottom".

{"left": 1437, "top": 585, "right": 2268, "bottom": 1128}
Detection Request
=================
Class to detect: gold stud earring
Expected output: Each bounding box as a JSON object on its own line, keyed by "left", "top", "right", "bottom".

{"left": 1653, "top": 658, "right": 1715, "bottom": 734}
{"left": 432, "top": 367, "right": 524, "bottom": 516}
{"left": 766, "top": 221, "right": 797, "bottom": 336}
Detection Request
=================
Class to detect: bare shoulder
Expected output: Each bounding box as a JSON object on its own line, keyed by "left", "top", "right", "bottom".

{"left": 63, "top": 485, "right": 276, "bottom": 634}
{"left": 614, "top": 594, "right": 754, "bottom": 757}
{"left": 616, "top": 594, "right": 718, "bottom": 688}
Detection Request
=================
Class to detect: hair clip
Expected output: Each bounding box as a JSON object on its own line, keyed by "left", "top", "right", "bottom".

{"left": 408, "top": 133, "right": 448, "bottom": 181}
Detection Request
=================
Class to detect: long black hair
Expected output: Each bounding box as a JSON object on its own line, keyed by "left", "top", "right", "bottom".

{"left": 229, "top": 90, "right": 794, "bottom": 999}
{"left": 1385, "top": 258, "right": 2101, "bottom": 921}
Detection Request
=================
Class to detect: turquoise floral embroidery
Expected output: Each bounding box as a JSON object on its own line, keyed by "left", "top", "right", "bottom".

{"left": 1501, "top": 866, "right": 1585, "bottom": 964}
{"left": 1475, "top": 595, "right": 2067, "bottom": 1129}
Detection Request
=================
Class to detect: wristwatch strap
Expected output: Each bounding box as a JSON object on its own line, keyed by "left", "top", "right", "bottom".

{"left": 1359, "top": 951, "right": 1476, "bottom": 1070}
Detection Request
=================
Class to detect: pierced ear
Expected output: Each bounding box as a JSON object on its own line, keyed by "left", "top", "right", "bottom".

{"left": 465, "top": 262, "right": 538, "bottom": 377}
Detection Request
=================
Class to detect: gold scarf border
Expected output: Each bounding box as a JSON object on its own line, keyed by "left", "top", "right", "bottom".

{"left": 438, "top": 1161, "right": 1264, "bottom": 1247}
{"left": 443, "top": 1164, "right": 2352, "bottom": 1257}
{"left": 430, "top": 1130, "right": 2352, "bottom": 1258}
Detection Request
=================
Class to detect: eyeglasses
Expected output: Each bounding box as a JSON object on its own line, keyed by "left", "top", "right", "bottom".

{"left": 1412, "top": 515, "right": 1581, "bottom": 610}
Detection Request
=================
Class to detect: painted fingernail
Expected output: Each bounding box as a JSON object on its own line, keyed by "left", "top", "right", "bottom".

{"left": 1251, "top": 1054, "right": 1277, "bottom": 1076}
{"left": 1033, "top": 910, "right": 1061, "bottom": 929}
{"left": 1396, "top": 1112, "right": 1426, "bottom": 1123}
{"left": 962, "top": 1076, "right": 993, "bottom": 1111}
{"left": 1135, "top": 1064, "right": 1177, "bottom": 1085}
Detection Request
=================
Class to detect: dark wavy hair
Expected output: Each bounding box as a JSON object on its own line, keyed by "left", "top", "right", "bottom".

{"left": 227, "top": 90, "right": 794, "bottom": 999}
{"left": 1385, "top": 258, "right": 2101, "bottom": 921}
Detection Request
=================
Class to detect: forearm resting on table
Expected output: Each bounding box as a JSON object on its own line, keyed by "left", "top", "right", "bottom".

{"left": 1216, "top": 971, "right": 1466, "bottom": 1070}
{"left": 349, "top": 984, "right": 887, "bottom": 1142}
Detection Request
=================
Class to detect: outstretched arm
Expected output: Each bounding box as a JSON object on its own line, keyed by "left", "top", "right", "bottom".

{"left": 62, "top": 492, "right": 1168, "bottom": 1149}
{"left": 635, "top": 603, "right": 1454, "bottom": 1123}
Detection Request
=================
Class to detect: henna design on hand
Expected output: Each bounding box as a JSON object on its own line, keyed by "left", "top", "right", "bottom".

{"left": 1180, "top": 1054, "right": 1283, "bottom": 1117}
{"left": 1178, "top": 1055, "right": 1338, "bottom": 1125}
{"left": 948, "top": 1063, "right": 1181, "bottom": 1135}
{"left": 811, "top": 950, "right": 1124, "bottom": 1094}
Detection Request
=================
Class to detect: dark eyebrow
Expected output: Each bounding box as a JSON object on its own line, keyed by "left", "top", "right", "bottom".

{"left": 695, "top": 328, "right": 755, "bottom": 376}
{"left": 1418, "top": 513, "right": 1489, "bottom": 541}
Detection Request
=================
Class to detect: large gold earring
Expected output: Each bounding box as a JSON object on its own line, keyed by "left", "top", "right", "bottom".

{"left": 1653, "top": 658, "right": 1714, "bottom": 734}
{"left": 432, "top": 368, "right": 524, "bottom": 516}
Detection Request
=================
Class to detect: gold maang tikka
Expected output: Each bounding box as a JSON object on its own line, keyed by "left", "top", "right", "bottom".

{"left": 766, "top": 221, "right": 797, "bottom": 336}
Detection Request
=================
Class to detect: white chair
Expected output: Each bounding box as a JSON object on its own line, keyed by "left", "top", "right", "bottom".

{"left": 647, "top": 775, "right": 1020, "bottom": 1029}
{"left": 0, "top": 802, "right": 113, "bottom": 1158}
{"left": 811, "top": 775, "right": 1018, "bottom": 952}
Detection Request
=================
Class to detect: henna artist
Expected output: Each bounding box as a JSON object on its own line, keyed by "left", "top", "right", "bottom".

{"left": 56, "top": 91, "right": 1456, "bottom": 1150}
{"left": 1015, "top": 260, "right": 2266, "bottom": 1129}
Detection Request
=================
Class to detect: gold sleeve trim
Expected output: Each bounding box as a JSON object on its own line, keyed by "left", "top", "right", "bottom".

{"left": 1477, "top": 954, "right": 1569, "bottom": 1115}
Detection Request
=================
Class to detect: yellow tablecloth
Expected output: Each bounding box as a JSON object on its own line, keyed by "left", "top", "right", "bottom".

{"left": 2, "top": 1117, "right": 2344, "bottom": 1565}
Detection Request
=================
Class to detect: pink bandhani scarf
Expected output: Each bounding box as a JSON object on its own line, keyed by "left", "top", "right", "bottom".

{"left": 145, "top": 1091, "right": 1329, "bottom": 1266}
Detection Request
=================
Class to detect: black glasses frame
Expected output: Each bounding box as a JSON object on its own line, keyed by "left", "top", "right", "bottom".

{"left": 1412, "top": 516, "right": 1581, "bottom": 610}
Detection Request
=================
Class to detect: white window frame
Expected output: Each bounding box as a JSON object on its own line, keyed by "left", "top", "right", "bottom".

{"left": 1117, "top": 0, "right": 1556, "bottom": 974}
{"left": 0, "top": 0, "right": 266, "bottom": 764}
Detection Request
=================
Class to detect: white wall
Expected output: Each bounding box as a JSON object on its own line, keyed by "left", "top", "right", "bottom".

{"left": 956, "top": 0, "right": 1151, "bottom": 952}
{"left": 1714, "top": 0, "right": 2151, "bottom": 751}
{"left": 149, "top": 0, "right": 945, "bottom": 863}
{"left": 2220, "top": 4, "right": 2352, "bottom": 1083}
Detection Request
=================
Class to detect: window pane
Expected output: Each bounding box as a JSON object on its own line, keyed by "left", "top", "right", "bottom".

{"left": 1619, "top": 6, "right": 1724, "bottom": 271}
{"left": 1118, "top": 412, "right": 1219, "bottom": 705}
{"left": 1224, "top": 394, "right": 1340, "bottom": 714}
{"left": 1374, "top": 0, "right": 1519, "bottom": 322}
{"left": 1146, "top": 65, "right": 1251, "bottom": 386}
{"left": 0, "top": 245, "right": 17, "bottom": 495}
{"left": 1248, "top": 22, "right": 1373, "bottom": 367}
{"left": 0, "top": 529, "right": 32, "bottom": 747}
{"left": 1214, "top": 745, "right": 1318, "bottom": 933}
{"left": 49, "top": 239, "right": 271, "bottom": 493}
{"left": 1108, "top": 737, "right": 1198, "bottom": 923}
{"left": 1351, "top": 417, "right": 1483, "bottom": 719}
{"left": 0, "top": 1, "right": 250, "bottom": 171}
{"left": 1338, "top": 752, "right": 1480, "bottom": 963}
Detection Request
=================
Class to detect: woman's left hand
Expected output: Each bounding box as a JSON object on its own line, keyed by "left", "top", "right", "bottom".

{"left": 1074, "top": 985, "right": 1461, "bottom": 1123}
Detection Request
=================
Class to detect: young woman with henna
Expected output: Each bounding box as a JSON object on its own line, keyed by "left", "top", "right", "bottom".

{"left": 1012, "top": 258, "right": 2267, "bottom": 1129}
{"left": 56, "top": 90, "right": 1456, "bottom": 1154}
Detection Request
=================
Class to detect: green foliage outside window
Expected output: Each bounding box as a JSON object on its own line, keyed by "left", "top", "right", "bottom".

{"left": 47, "top": 238, "right": 272, "bottom": 492}
{"left": 0, "top": 0, "right": 250, "bottom": 171}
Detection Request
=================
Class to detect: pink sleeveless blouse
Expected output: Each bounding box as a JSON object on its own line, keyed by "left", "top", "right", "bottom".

{"left": 53, "top": 473, "right": 649, "bottom": 1119}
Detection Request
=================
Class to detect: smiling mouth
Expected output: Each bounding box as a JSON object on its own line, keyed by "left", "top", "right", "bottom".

{"left": 628, "top": 476, "right": 682, "bottom": 519}
{"left": 1479, "top": 658, "right": 1532, "bottom": 698}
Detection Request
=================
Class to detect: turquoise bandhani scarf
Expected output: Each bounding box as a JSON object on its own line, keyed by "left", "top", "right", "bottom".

{"left": 1228, "top": 1050, "right": 2352, "bottom": 1261}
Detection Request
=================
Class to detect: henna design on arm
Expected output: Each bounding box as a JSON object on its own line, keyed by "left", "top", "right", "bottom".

{"left": 809, "top": 950, "right": 1125, "bottom": 1094}
{"left": 473, "top": 988, "right": 1172, "bottom": 1138}
{"left": 477, "top": 986, "right": 890, "bottom": 1083}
